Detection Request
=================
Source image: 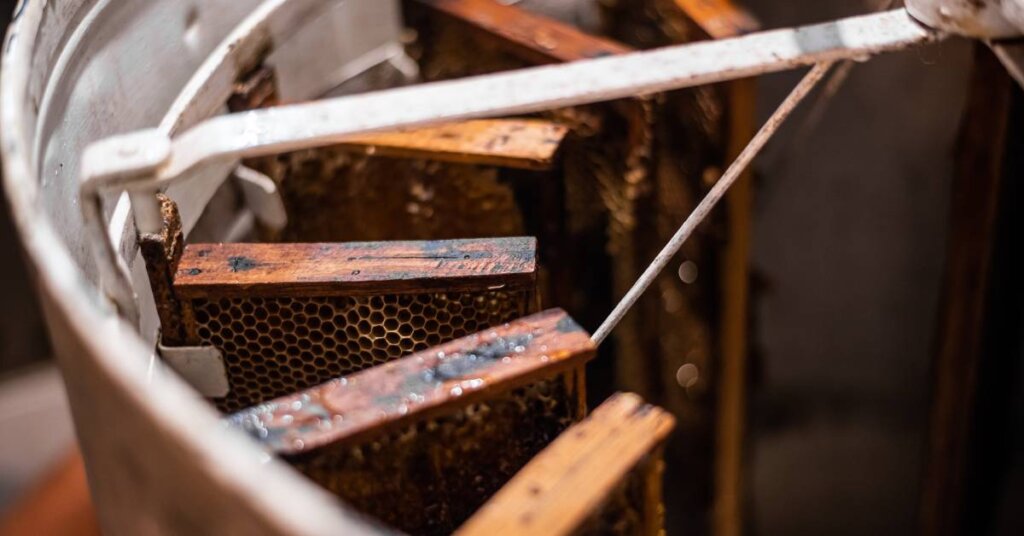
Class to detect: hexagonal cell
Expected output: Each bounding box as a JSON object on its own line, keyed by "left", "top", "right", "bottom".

{"left": 191, "top": 288, "right": 529, "bottom": 412}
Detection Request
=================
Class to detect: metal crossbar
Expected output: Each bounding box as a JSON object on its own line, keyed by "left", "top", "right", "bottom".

{"left": 79, "top": 8, "right": 939, "bottom": 328}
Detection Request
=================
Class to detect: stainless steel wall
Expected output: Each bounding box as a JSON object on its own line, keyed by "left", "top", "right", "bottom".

{"left": 745, "top": 1, "right": 971, "bottom": 534}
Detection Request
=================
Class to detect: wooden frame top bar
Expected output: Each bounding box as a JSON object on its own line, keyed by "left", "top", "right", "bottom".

{"left": 412, "top": 0, "right": 631, "bottom": 64}
{"left": 174, "top": 237, "right": 536, "bottom": 299}
{"left": 456, "top": 392, "right": 675, "bottom": 536}
{"left": 226, "top": 309, "right": 594, "bottom": 454}
{"left": 674, "top": 0, "right": 760, "bottom": 39}
{"left": 337, "top": 119, "right": 569, "bottom": 171}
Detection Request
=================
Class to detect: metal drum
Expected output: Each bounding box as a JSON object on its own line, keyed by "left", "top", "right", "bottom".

{"left": 1, "top": 1, "right": 400, "bottom": 533}
{"left": 4, "top": 0, "right": 1021, "bottom": 534}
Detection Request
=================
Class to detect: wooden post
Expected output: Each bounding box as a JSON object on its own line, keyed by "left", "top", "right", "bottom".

{"left": 919, "top": 44, "right": 1013, "bottom": 536}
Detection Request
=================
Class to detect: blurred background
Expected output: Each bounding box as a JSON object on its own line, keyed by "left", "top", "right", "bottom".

{"left": 0, "top": 0, "right": 1021, "bottom": 535}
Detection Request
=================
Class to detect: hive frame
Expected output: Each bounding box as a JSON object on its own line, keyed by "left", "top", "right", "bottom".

{"left": 173, "top": 237, "right": 538, "bottom": 412}
{"left": 228, "top": 308, "right": 594, "bottom": 534}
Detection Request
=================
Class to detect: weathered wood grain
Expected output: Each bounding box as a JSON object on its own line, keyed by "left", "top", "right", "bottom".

{"left": 457, "top": 392, "right": 675, "bottom": 536}
{"left": 228, "top": 49, "right": 567, "bottom": 171}
{"left": 409, "top": 0, "right": 629, "bottom": 65}
{"left": 227, "top": 308, "right": 592, "bottom": 453}
{"left": 139, "top": 194, "right": 187, "bottom": 344}
{"left": 336, "top": 119, "right": 568, "bottom": 171}
{"left": 174, "top": 237, "right": 536, "bottom": 299}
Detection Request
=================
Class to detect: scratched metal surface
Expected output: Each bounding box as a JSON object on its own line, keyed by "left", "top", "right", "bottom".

{"left": 0, "top": 1, "right": 401, "bottom": 533}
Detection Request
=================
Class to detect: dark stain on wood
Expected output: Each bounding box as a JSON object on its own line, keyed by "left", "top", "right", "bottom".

{"left": 227, "top": 256, "right": 259, "bottom": 272}
{"left": 226, "top": 308, "right": 592, "bottom": 454}
{"left": 175, "top": 237, "right": 537, "bottom": 299}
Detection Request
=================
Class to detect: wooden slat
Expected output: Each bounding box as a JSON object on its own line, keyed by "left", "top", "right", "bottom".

{"left": 174, "top": 237, "right": 536, "bottom": 299}
{"left": 674, "top": 0, "right": 759, "bottom": 40}
{"left": 336, "top": 119, "right": 569, "bottom": 171}
{"left": 410, "top": 0, "right": 630, "bottom": 64}
{"left": 456, "top": 392, "right": 675, "bottom": 536}
{"left": 226, "top": 308, "right": 593, "bottom": 454}
{"left": 714, "top": 76, "right": 756, "bottom": 536}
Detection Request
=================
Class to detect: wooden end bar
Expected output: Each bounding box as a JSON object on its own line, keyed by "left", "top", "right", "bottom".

{"left": 338, "top": 119, "right": 569, "bottom": 171}
{"left": 457, "top": 392, "right": 675, "bottom": 536}
{"left": 139, "top": 194, "right": 187, "bottom": 345}
{"left": 410, "top": 0, "right": 630, "bottom": 64}
{"left": 174, "top": 237, "right": 536, "bottom": 299}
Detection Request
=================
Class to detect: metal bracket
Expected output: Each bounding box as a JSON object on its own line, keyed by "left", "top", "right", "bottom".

{"left": 233, "top": 165, "right": 288, "bottom": 231}
{"left": 158, "top": 341, "right": 231, "bottom": 398}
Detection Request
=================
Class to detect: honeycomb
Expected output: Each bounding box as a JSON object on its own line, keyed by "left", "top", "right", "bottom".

{"left": 253, "top": 152, "right": 527, "bottom": 244}
{"left": 288, "top": 373, "right": 583, "bottom": 536}
{"left": 189, "top": 290, "right": 531, "bottom": 413}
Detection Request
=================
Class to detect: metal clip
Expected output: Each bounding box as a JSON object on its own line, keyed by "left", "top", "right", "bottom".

{"left": 233, "top": 165, "right": 288, "bottom": 231}
{"left": 158, "top": 341, "right": 230, "bottom": 398}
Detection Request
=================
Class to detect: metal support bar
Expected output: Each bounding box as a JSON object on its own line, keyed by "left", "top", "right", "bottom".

{"left": 79, "top": 9, "right": 939, "bottom": 321}
{"left": 592, "top": 61, "right": 836, "bottom": 344}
